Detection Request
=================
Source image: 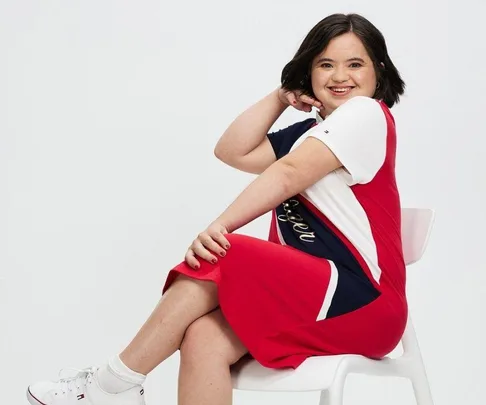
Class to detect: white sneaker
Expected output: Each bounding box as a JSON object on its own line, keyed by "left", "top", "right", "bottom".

{"left": 27, "top": 367, "right": 146, "bottom": 405}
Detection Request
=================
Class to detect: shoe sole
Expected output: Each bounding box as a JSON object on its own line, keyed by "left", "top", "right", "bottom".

{"left": 26, "top": 387, "right": 46, "bottom": 405}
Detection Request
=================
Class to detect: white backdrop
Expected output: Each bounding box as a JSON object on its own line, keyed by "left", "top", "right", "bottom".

{"left": 1, "top": 0, "right": 484, "bottom": 404}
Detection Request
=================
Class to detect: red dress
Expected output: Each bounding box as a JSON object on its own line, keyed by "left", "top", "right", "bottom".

{"left": 163, "top": 97, "right": 408, "bottom": 369}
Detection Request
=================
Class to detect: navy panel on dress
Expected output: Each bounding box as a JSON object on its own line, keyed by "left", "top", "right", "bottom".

{"left": 268, "top": 120, "right": 380, "bottom": 318}
{"left": 276, "top": 196, "right": 380, "bottom": 318}
{"left": 267, "top": 118, "right": 316, "bottom": 159}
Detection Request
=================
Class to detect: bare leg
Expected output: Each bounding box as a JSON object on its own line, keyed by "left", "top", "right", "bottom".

{"left": 178, "top": 309, "right": 248, "bottom": 405}
{"left": 120, "top": 274, "right": 219, "bottom": 375}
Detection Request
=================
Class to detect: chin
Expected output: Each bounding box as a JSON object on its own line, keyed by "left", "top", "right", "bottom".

{"left": 330, "top": 93, "right": 362, "bottom": 105}
{"left": 329, "top": 98, "right": 349, "bottom": 107}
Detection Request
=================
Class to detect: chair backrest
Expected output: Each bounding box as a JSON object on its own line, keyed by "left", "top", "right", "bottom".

{"left": 398, "top": 208, "right": 435, "bottom": 357}
{"left": 401, "top": 208, "right": 435, "bottom": 266}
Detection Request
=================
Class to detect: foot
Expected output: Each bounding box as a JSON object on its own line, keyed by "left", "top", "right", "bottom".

{"left": 27, "top": 367, "right": 146, "bottom": 405}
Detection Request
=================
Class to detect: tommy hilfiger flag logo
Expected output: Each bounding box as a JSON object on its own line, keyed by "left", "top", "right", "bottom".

{"left": 77, "top": 394, "right": 85, "bottom": 400}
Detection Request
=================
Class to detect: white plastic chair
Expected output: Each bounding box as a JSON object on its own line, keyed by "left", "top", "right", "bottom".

{"left": 231, "top": 208, "right": 435, "bottom": 405}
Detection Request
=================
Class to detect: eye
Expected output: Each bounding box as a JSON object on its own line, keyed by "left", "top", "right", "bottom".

{"left": 350, "top": 62, "right": 362, "bottom": 68}
{"left": 320, "top": 63, "right": 333, "bottom": 68}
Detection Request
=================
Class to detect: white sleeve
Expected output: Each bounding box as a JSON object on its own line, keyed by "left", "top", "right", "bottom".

{"left": 297, "top": 96, "right": 388, "bottom": 185}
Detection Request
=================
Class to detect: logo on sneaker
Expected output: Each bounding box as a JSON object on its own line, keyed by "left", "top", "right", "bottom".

{"left": 140, "top": 388, "right": 144, "bottom": 395}
{"left": 77, "top": 394, "right": 85, "bottom": 400}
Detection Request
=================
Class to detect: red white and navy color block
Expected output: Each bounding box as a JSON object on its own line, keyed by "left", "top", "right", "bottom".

{"left": 163, "top": 96, "right": 407, "bottom": 369}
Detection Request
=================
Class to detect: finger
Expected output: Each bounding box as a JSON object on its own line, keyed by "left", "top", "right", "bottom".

{"left": 287, "top": 91, "right": 311, "bottom": 113}
{"left": 199, "top": 233, "right": 226, "bottom": 258}
{"left": 296, "top": 99, "right": 312, "bottom": 113}
{"left": 208, "top": 231, "right": 231, "bottom": 253}
{"left": 287, "top": 91, "right": 298, "bottom": 106}
{"left": 185, "top": 249, "right": 200, "bottom": 270}
{"left": 298, "top": 94, "right": 321, "bottom": 111}
{"left": 302, "top": 103, "right": 312, "bottom": 113}
{"left": 299, "top": 94, "right": 322, "bottom": 108}
{"left": 192, "top": 239, "right": 218, "bottom": 264}
{"left": 291, "top": 92, "right": 311, "bottom": 112}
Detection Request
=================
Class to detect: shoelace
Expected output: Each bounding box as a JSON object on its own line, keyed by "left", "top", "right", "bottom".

{"left": 56, "top": 366, "right": 98, "bottom": 395}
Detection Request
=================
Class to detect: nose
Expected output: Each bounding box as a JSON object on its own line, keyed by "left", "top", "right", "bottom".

{"left": 331, "top": 66, "right": 349, "bottom": 83}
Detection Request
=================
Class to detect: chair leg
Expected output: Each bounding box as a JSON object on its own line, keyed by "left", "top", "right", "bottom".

{"left": 318, "top": 385, "right": 344, "bottom": 405}
{"left": 411, "top": 369, "right": 434, "bottom": 405}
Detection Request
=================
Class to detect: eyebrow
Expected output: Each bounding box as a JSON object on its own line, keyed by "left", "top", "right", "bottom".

{"left": 316, "top": 57, "right": 366, "bottom": 64}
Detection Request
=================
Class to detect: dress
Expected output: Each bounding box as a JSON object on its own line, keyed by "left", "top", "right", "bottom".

{"left": 162, "top": 96, "right": 408, "bottom": 369}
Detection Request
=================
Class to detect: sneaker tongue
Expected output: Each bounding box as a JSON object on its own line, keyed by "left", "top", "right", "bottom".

{"left": 58, "top": 367, "right": 96, "bottom": 391}
{"left": 59, "top": 367, "right": 97, "bottom": 379}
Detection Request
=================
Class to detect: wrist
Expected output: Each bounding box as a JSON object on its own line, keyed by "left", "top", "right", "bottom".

{"left": 275, "top": 87, "right": 289, "bottom": 108}
{"left": 212, "top": 217, "right": 232, "bottom": 233}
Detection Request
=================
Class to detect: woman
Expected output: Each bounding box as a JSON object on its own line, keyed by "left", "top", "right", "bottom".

{"left": 27, "top": 12, "right": 406, "bottom": 405}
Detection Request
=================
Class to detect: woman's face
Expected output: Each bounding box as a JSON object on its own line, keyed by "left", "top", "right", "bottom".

{"left": 310, "top": 32, "right": 378, "bottom": 117}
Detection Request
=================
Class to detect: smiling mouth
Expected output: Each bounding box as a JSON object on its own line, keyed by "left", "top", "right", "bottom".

{"left": 328, "top": 87, "right": 355, "bottom": 95}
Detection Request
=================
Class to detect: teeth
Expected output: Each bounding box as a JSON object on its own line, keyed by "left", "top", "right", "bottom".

{"left": 331, "top": 87, "right": 351, "bottom": 92}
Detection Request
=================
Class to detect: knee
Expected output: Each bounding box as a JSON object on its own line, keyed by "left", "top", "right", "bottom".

{"left": 180, "top": 314, "right": 245, "bottom": 366}
{"left": 218, "top": 234, "right": 257, "bottom": 281}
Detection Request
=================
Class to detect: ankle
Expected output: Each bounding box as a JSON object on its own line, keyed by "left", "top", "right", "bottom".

{"left": 97, "top": 355, "right": 146, "bottom": 394}
{"left": 119, "top": 352, "right": 145, "bottom": 375}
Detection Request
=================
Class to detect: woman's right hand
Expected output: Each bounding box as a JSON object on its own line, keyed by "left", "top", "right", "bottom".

{"left": 277, "top": 87, "right": 323, "bottom": 113}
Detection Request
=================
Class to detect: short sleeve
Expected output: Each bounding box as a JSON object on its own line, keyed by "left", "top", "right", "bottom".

{"left": 296, "top": 96, "right": 388, "bottom": 185}
{"left": 267, "top": 118, "right": 316, "bottom": 160}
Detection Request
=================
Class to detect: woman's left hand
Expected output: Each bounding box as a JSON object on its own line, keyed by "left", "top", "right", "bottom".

{"left": 185, "top": 222, "right": 231, "bottom": 269}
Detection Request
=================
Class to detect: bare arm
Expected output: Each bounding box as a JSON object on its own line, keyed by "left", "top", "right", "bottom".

{"left": 214, "top": 88, "right": 288, "bottom": 174}
{"left": 214, "top": 97, "right": 387, "bottom": 234}
{"left": 215, "top": 87, "right": 323, "bottom": 174}
{"left": 215, "top": 137, "right": 341, "bottom": 233}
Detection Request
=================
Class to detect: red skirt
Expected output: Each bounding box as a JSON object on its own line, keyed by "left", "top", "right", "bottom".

{"left": 162, "top": 233, "right": 406, "bottom": 369}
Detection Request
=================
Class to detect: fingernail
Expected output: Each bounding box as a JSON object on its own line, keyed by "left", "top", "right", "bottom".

{"left": 220, "top": 251, "right": 226, "bottom": 257}
{"left": 195, "top": 264, "right": 200, "bottom": 269}
{"left": 225, "top": 244, "right": 230, "bottom": 249}
{"left": 212, "top": 259, "right": 217, "bottom": 264}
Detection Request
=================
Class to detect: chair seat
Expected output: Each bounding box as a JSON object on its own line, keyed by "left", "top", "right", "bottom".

{"left": 231, "top": 355, "right": 396, "bottom": 392}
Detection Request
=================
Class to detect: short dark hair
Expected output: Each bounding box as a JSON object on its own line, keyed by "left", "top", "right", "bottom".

{"left": 281, "top": 13, "right": 405, "bottom": 108}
